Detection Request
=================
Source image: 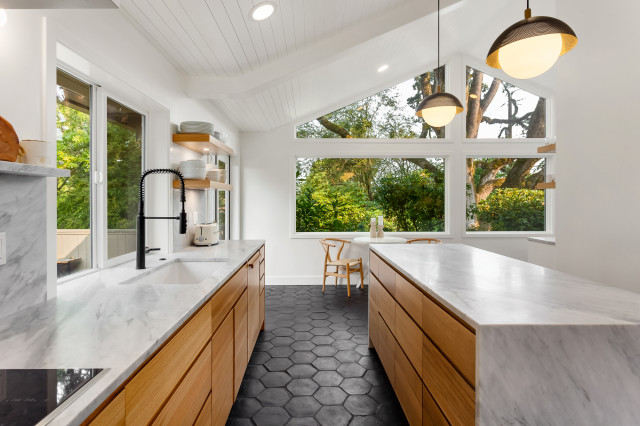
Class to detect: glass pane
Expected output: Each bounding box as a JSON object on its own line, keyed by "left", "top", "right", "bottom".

{"left": 296, "top": 158, "right": 445, "bottom": 232}
{"left": 218, "top": 190, "right": 226, "bottom": 240}
{"left": 56, "top": 69, "right": 92, "bottom": 278}
{"left": 296, "top": 67, "right": 446, "bottom": 139}
{"left": 465, "top": 66, "right": 546, "bottom": 139}
{"left": 466, "top": 158, "right": 546, "bottom": 231}
{"left": 106, "top": 98, "right": 143, "bottom": 259}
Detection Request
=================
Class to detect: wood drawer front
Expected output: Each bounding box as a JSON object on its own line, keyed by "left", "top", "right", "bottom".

{"left": 394, "top": 342, "right": 422, "bottom": 426}
{"left": 422, "top": 335, "right": 475, "bottom": 426}
{"left": 234, "top": 289, "right": 249, "bottom": 396}
{"left": 368, "top": 297, "right": 379, "bottom": 349}
{"left": 126, "top": 301, "right": 212, "bottom": 425}
{"left": 211, "top": 312, "right": 234, "bottom": 426}
{"left": 395, "top": 306, "right": 422, "bottom": 373}
{"left": 194, "top": 393, "right": 212, "bottom": 426}
{"left": 423, "top": 386, "right": 449, "bottom": 426}
{"left": 153, "top": 341, "right": 212, "bottom": 426}
{"left": 260, "top": 274, "right": 265, "bottom": 294}
{"left": 375, "top": 275, "right": 396, "bottom": 335}
{"left": 259, "top": 289, "right": 265, "bottom": 330}
{"left": 248, "top": 296, "right": 260, "bottom": 357}
{"left": 422, "top": 295, "right": 475, "bottom": 386}
{"left": 259, "top": 259, "right": 265, "bottom": 279}
{"left": 212, "top": 265, "right": 247, "bottom": 334}
{"left": 377, "top": 314, "right": 395, "bottom": 388}
{"left": 259, "top": 245, "right": 265, "bottom": 261}
{"left": 369, "top": 251, "right": 380, "bottom": 279}
{"left": 378, "top": 256, "right": 397, "bottom": 297}
{"left": 89, "top": 391, "right": 125, "bottom": 426}
{"left": 396, "top": 274, "right": 422, "bottom": 327}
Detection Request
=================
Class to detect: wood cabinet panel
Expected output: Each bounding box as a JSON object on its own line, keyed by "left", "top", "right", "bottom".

{"left": 211, "top": 312, "right": 234, "bottom": 426}
{"left": 369, "top": 251, "right": 380, "bottom": 279}
{"left": 234, "top": 289, "right": 248, "bottom": 397}
{"left": 259, "top": 259, "right": 265, "bottom": 279}
{"left": 259, "top": 245, "right": 265, "bottom": 262}
{"left": 259, "top": 289, "right": 265, "bottom": 331}
{"left": 212, "top": 265, "right": 247, "bottom": 334}
{"left": 375, "top": 275, "right": 396, "bottom": 335}
{"left": 377, "top": 314, "right": 395, "bottom": 388}
{"left": 378, "top": 256, "right": 397, "bottom": 297}
{"left": 395, "top": 306, "right": 422, "bottom": 373}
{"left": 153, "top": 341, "right": 212, "bottom": 426}
{"left": 89, "top": 391, "right": 125, "bottom": 426}
{"left": 422, "top": 335, "right": 475, "bottom": 426}
{"left": 395, "top": 342, "right": 422, "bottom": 426}
{"left": 368, "top": 296, "right": 379, "bottom": 348}
{"left": 422, "top": 386, "right": 449, "bottom": 426}
{"left": 396, "top": 274, "right": 422, "bottom": 327}
{"left": 260, "top": 274, "right": 265, "bottom": 294}
{"left": 248, "top": 250, "right": 261, "bottom": 356}
{"left": 422, "top": 296, "right": 475, "bottom": 386}
{"left": 125, "top": 301, "right": 212, "bottom": 426}
{"left": 194, "top": 393, "right": 212, "bottom": 426}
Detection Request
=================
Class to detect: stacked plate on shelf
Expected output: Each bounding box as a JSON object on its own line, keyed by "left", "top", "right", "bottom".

{"left": 180, "top": 121, "right": 214, "bottom": 135}
{"left": 179, "top": 159, "right": 206, "bottom": 179}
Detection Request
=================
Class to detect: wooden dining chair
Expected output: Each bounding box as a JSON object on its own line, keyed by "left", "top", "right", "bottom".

{"left": 320, "top": 238, "right": 364, "bottom": 298}
{"left": 406, "top": 238, "right": 443, "bottom": 244}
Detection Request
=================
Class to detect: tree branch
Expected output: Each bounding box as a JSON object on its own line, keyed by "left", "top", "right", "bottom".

{"left": 316, "top": 115, "right": 352, "bottom": 138}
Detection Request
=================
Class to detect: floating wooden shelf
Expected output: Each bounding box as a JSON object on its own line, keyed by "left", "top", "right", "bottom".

{"left": 172, "top": 133, "right": 234, "bottom": 156}
{"left": 537, "top": 143, "right": 556, "bottom": 153}
{"left": 173, "top": 179, "right": 233, "bottom": 191}
{"left": 536, "top": 181, "right": 556, "bottom": 189}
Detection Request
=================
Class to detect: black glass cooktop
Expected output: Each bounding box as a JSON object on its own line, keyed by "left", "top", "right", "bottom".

{"left": 0, "top": 369, "right": 104, "bottom": 426}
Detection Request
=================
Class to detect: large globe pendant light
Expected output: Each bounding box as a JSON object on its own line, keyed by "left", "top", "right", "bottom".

{"left": 415, "top": 0, "right": 463, "bottom": 128}
{"left": 486, "top": 0, "right": 577, "bottom": 79}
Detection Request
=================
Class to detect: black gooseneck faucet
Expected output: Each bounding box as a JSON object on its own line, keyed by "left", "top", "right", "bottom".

{"left": 137, "top": 168, "right": 187, "bottom": 269}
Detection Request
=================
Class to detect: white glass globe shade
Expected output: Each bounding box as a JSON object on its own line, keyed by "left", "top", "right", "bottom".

{"left": 421, "top": 105, "right": 458, "bottom": 127}
{"left": 498, "top": 33, "right": 563, "bottom": 79}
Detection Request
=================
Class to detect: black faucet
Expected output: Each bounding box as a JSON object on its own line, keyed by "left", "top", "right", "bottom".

{"left": 137, "top": 168, "right": 187, "bottom": 269}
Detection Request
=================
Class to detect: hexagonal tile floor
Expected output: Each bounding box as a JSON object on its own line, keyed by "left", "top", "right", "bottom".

{"left": 226, "top": 285, "right": 408, "bottom": 426}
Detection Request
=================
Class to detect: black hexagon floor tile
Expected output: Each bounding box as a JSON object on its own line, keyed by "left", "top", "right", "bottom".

{"left": 226, "top": 285, "right": 407, "bottom": 426}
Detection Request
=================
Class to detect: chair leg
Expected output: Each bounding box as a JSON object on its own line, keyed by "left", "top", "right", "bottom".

{"left": 359, "top": 260, "right": 364, "bottom": 289}
{"left": 346, "top": 264, "right": 351, "bottom": 298}
{"left": 322, "top": 263, "right": 327, "bottom": 293}
{"left": 335, "top": 267, "right": 339, "bottom": 287}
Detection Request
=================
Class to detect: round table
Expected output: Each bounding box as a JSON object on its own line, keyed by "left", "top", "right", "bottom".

{"left": 353, "top": 236, "right": 407, "bottom": 244}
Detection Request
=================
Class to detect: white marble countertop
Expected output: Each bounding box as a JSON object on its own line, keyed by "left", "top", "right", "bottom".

{"left": 0, "top": 160, "right": 69, "bottom": 177}
{"left": 370, "top": 244, "right": 640, "bottom": 328}
{"left": 0, "top": 240, "right": 264, "bottom": 425}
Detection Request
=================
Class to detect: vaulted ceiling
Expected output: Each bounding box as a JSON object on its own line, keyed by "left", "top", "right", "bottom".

{"left": 119, "top": 0, "right": 558, "bottom": 131}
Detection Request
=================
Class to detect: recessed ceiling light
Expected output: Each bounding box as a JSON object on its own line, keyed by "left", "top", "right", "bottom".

{"left": 377, "top": 64, "right": 389, "bottom": 73}
{"left": 0, "top": 9, "right": 7, "bottom": 27}
{"left": 250, "top": 2, "right": 275, "bottom": 21}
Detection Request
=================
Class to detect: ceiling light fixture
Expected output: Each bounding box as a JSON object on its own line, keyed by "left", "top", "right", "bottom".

{"left": 415, "top": 0, "right": 463, "bottom": 128}
{"left": 250, "top": 2, "right": 275, "bottom": 21}
{"left": 0, "top": 9, "right": 7, "bottom": 27}
{"left": 377, "top": 64, "right": 389, "bottom": 73}
{"left": 486, "top": 0, "right": 577, "bottom": 79}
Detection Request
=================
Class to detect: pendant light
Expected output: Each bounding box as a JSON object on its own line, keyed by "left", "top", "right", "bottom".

{"left": 415, "top": 0, "right": 463, "bottom": 128}
{"left": 486, "top": 0, "right": 577, "bottom": 79}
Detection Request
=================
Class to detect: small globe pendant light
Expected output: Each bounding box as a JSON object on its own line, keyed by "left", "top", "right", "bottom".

{"left": 486, "top": 0, "right": 578, "bottom": 79}
{"left": 415, "top": 0, "right": 464, "bottom": 128}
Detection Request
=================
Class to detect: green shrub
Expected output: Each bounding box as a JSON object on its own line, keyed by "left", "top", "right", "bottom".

{"left": 475, "top": 188, "right": 544, "bottom": 231}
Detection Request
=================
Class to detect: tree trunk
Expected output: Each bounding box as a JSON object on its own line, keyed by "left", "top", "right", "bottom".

{"left": 527, "top": 98, "right": 546, "bottom": 138}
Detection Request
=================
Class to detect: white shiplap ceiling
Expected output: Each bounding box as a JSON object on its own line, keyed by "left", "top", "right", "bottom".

{"left": 119, "top": 0, "right": 558, "bottom": 131}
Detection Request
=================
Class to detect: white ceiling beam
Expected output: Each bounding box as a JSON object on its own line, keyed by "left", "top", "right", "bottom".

{"left": 186, "top": 0, "right": 462, "bottom": 100}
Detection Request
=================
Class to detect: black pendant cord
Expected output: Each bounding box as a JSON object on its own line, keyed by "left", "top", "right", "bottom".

{"left": 527, "top": 0, "right": 530, "bottom": 9}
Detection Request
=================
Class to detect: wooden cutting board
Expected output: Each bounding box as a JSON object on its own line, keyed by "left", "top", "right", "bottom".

{"left": 0, "top": 115, "right": 20, "bottom": 162}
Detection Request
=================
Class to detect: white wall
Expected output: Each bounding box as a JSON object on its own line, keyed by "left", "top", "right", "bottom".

{"left": 555, "top": 2, "right": 640, "bottom": 292}
{"left": 241, "top": 125, "right": 537, "bottom": 285}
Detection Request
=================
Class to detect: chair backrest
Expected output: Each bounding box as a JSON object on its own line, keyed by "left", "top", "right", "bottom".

{"left": 406, "top": 238, "right": 443, "bottom": 244}
{"left": 320, "top": 238, "right": 351, "bottom": 263}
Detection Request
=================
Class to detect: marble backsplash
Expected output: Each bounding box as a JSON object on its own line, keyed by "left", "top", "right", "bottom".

{"left": 0, "top": 175, "right": 47, "bottom": 318}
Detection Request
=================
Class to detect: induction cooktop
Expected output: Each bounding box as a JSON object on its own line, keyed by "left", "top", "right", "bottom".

{"left": 0, "top": 369, "right": 107, "bottom": 426}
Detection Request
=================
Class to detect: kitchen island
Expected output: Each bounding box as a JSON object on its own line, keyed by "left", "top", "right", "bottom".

{"left": 0, "top": 240, "right": 265, "bottom": 425}
{"left": 368, "top": 243, "right": 640, "bottom": 426}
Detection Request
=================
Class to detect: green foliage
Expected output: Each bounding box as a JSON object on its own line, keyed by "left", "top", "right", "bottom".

{"left": 471, "top": 188, "right": 545, "bottom": 231}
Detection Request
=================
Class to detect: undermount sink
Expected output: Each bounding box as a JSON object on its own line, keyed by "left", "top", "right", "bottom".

{"left": 123, "top": 260, "right": 226, "bottom": 285}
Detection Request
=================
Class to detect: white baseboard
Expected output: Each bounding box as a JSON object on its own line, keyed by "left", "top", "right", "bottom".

{"left": 265, "top": 275, "right": 370, "bottom": 286}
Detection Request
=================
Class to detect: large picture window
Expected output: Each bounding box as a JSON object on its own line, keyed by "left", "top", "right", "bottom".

{"left": 466, "top": 157, "right": 546, "bottom": 232}
{"left": 296, "top": 67, "right": 446, "bottom": 139}
{"left": 296, "top": 158, "right": 445, "bottom": 232}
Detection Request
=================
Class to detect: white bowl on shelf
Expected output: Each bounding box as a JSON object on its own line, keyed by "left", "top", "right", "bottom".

{"left": 181, "top": 168, "right": 207, "bottom": 180}
{"left": 180, "top": 121, "right": 214, "bottom": 135}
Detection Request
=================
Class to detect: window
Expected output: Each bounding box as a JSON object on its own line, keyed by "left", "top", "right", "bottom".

{"left": 296, "top": 67, "right": 446, "bottom": 139}
{"left": 296, "top": 158, "right": 445, "bottom": 232}
{"left": 465, "top": 66, "right": 546, "bottom": 139}
{"left": 56, "top": 70, "right": 92, "bottom": 277}
{"left": 466, "top": 158, "right": 546, "bottom": 231}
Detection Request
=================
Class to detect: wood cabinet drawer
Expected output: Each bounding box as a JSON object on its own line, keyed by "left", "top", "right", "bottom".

{"left": 248, "top": 296, "right": 260, "bottom": 357}
{"left": 259, "top": 245, "right": 265, "bottom": 261}
{"left": 368, "top": 297, "right": 379, "bottom": 348}
{"left": 375, "top": 275, "right": 396, "bottom": 334}
{"left": 234, "top": 289, "right": 248, "bottom": 396}
{"left": 369, "top": 251, "right": 380, "bottom": 279}
{"left": 422, "top": 386, "right": 448, "bottom": 426}
{"left": 126, "top": 301, "right": 212, "bottom": 425}
{"left": 260, "top": 274, "right": 265, "bottom": 294}
{"left": 422, "top": 295, "right": 475, "bottom": 386}
{"left": 395, "top": 305, "right": 422, "bottom": 373}
{"left": 378, "top": 256, "right": 397, "bottom": 297}
{"left": 259, "top": 259, "right": 265, "bottom": 279}
{"left": 394, "top": 342, "right": 422, "bottom": 426}
{"left": 153, "top": 341, "right": 212, "bottom": 426}
{"left": 212, "top": 312, "right": 234, "bottom": 426}
{"left": 259, "top": 288, "right": 265, "bottom": 331}
{"left": 194, "top": 393, "right": 212, "bottom": 426}
{"left": 89, "top": 391, "right": 125, "bottom": 426}
{"left": 396, "top": 274, "right": 422, "bottom": 327}
{"left": 422, "top": 335, "right": 475, "bottom": 426}
{"left": 377, "top": 314, "right": 395, "bottom": 388}
{"left": 212, "top": 265, "right": 247, "bottom": 334}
